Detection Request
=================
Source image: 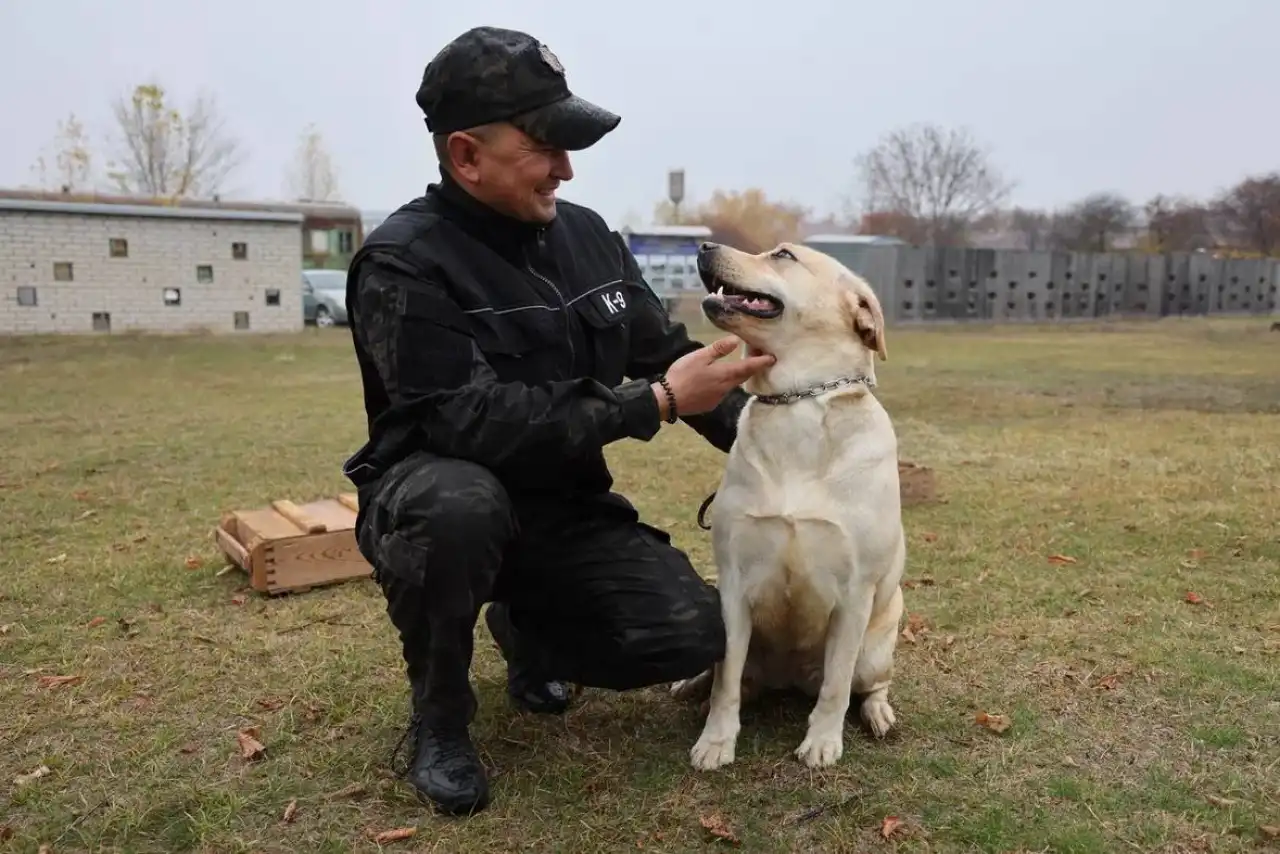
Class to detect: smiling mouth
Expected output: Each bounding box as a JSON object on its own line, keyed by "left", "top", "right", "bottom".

{"left": 706, "top": 281, "right": 784, "bottom": 319}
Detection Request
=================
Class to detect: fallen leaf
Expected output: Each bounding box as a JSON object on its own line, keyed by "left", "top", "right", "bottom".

{"left": 236, "top": 727, "right": 266, "bottom": 760}
{"left": 0, "top": 824, "right": 12, "bottom": 840}
{"left": 131, "top": 534, "right": 148, "bottom": 543}
{"left": 1233, "top": 646, "right": 1246, "bottom": 654}
{"left": 371, "top": 827, "right": 417, "bottom": 844}
{"left": 38, "top": 674, "right": 83, "bottom": 689}
{"left": 230, "top": 593, "right": 248, "bottom": 606}
{"left": 943, "top": 634, "right": 956, "bottom": 648}
{"left": 1205, "top": 795, "right": 1235, "bottom": 807}
{"left": 921, "top": 532, "right": 938, "bottom": 543}
{"left": 15, "top": 765, "right": 52, "bottom": 786}
{"left": 130, "top": 694, "right": 154, "bottom": 710}
{"left": 901, "top": 626, "right": 918, "bottom": 644}
{"left": 1184, "top": 591, "right": 1212, "bottom": 607}
{"left": 907, "top": 613, "right": 928, "bottom": 633}
{"left": 46, "top": 553, "right": 67, "bottom": 564}
{"left": 975, "top": 711, "right": 1011, "bottom": 733}
{"left": 86, "top": 616, "right": 106, "bottom": 628}
{"left": 1061, "top": 755, "right": 1079, "bottom": 767}
{"left": 880, "top": 815, "right": 904, "bottom": 839}
{"left": 178, "top": 743, "right": 199, "bottom": 755}
{"left": 699, "top": 812, "right": 739, "bottom": 845}
{"left": 256, "top": 697, "right": 285, "bottom": 711}
{"left": 78, "top": 509, "right": 96, "bottom": 520}
{"left": 1188, "top": 548, "right": 1207, "bottom": 560}
{"left": 282, "top": 799, "right": 298, "bottom": 823}
{"left": 327, "top": 782, "right": 367, "bottom": 799}
{"left": 1047, "top": 554, "right": 1078, "bottom": 565}
{"left": 185, "top": 555, "right": 204, "bottom": 570}
{"left": 1259, "top": 825, "right": 1279, "bottom": 839}
{"left": 72, "top": 489, "right": 90, "bottom": 500}
{"left": 38, "top": 846, "right": 51, "bottom": 854}
{"left": 1095, "top": 673, "right": 1121, "bottom": 691}
{"left": 0, "top": 624, "right": 10, "bottom": 635}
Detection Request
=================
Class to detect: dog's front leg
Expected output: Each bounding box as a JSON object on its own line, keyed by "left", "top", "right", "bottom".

{"left": 690, "top": 591, "right": 752, "bottom": 771}
{"left": 795, "top": 590, "right": 875, "bottom": 769}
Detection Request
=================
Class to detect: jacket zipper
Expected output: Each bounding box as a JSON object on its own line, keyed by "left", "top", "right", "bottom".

{"left": 526, "top": 230, "right": 576, "bottom": 370}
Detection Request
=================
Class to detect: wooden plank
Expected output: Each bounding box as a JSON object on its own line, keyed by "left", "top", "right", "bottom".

{"left": 215, "top": 526, "right": 250, "bottom": 571}
{"left": 298, "top": 498, "right": 357, "bottom": 532}
{"left": 271, "top": 499, "right": 327, "bottom": 533}
{"left": 337, "top": 493, "right": 358, "bottom": 513}
{"left": 264, "top": 531, "right": 371, "bottom": 594}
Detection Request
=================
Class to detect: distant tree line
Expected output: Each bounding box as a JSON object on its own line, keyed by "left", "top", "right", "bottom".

{"left": 650, "top": 121, "right": 1280, "bottom": 258}
{"left": 28, "top": 81, "right": 343, "bottom": 204}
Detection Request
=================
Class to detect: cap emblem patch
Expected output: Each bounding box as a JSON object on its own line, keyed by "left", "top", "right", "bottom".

{"left": 538, "top": 42, "right": 565, "bottom": 76}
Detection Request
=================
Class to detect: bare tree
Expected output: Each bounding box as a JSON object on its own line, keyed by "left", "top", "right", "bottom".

{"left": 1144, "top": 194, "right": 1214, "bottom": 252}
{"left": 1007, "top": 207, "right": 1053, "bottom": 250}
{"left": 106, "top": 82, "right": 244, "bottom": 199}
{"left": 852, "top": 123, "right": 1015, "bottom": 246}
{"left": 1213, "top": 173, "right": 1280, "bottom": 256}
{"left": 29, "top": 112, "right": 95, "bottom": 192}
{"left": 285, "top": 123, "right": 341, "bottom": 202}
{"left": 1050, "top": 192, "right": 1136, "bottom": 252}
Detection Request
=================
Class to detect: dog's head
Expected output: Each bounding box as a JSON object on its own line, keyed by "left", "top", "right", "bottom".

{"left": 697, "top": 241, "right": 888, "bottom": 369}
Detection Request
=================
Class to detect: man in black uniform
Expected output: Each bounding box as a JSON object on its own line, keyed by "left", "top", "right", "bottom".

{"left": 342, "top": 26, "right": 774, "bottom": 816}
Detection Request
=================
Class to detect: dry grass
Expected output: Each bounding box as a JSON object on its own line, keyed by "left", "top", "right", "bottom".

{"left": 1, "top": 317, "right": 1278, "bottom": 853}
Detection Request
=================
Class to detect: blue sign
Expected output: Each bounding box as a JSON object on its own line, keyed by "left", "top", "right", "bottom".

{"left": 627, "top": 235, "right": 700, "bottom": 256}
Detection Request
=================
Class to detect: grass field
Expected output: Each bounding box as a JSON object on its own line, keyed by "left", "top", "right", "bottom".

{"left": 2, "top": 317, "right": 1278, "bottom": 853}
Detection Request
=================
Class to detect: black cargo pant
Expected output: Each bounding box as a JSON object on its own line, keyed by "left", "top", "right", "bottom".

{"left": 354, "top": 450, "right": 726, "bottom": 729}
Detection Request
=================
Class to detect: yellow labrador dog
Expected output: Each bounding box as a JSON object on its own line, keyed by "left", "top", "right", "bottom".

{"left": 672, "top": 240, "right": 906, "bottom": 771}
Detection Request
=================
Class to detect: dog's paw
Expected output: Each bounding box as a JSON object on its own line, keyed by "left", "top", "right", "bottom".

{"left": 690, "top": 731, "right": 738, "bottom": 771}
{"left": 861, "top": 695, "right": 896, "bottom": 738}
{"left": 794, "top": 729, "right": 844, "bottom": 769}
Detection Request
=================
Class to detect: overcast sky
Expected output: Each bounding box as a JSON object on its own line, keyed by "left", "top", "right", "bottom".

{"left": 3, "top": 0, "right": 1277, "bottom": 230}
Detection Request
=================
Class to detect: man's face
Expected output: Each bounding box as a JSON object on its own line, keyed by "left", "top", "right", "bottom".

{"left": 446, "top": 123, "right": 574, "bottom": 224}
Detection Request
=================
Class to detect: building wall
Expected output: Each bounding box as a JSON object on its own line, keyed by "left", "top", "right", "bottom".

{"left": 803, "top": 241, "right": 1280, "bottom": 324}
{"left": 0, "top": 210, "right": 304, "bottom": 335}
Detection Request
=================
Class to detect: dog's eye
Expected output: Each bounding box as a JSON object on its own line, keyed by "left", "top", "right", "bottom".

{"left": 771, "top": 248, "right": 797, "bottom": 262}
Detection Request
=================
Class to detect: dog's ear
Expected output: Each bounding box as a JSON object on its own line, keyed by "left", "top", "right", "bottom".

{"left": 843, "top": 286, "right": 888, "bottom": 361}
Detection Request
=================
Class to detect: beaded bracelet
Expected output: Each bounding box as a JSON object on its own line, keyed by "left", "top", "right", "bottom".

{"left": 655, "top": 375, "right": 678, "bottom": 424}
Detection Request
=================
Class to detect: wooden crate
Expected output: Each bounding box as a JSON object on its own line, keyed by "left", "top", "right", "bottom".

{"left": 215, "top": 493, "right": 372, "bottom": 596}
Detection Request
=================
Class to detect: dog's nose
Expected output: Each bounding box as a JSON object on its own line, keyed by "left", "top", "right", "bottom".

{"left": 699, "top": 242, "right": 719, "bottom": 253}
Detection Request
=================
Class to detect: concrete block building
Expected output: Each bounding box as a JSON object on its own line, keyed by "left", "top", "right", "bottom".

{"left": 0, "top": 193, "right": 306, "bottom": 335}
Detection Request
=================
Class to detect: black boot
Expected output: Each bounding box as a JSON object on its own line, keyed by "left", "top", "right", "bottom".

{"left": 484, "top": 603, "right": 573, "bottom": 715}
{"left": 405, "top": 711, "right": 490, "bottom": 816}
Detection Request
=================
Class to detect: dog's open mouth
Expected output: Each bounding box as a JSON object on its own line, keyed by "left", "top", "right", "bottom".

{"left": 707, "top": 281, "right": 784, "bottom": 319}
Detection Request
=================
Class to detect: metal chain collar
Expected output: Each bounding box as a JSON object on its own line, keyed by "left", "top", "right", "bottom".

{"left": 696, "top": 374, "right": 877, "bottom": 530}
{"left": 751, "top": 375, "right": 876, "bottom": 406}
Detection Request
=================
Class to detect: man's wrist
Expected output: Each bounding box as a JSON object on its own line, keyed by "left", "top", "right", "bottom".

{"left": 653, "top": 377, "right": 678, "bottom": 424}
{"left": 650, "top": 382, "right": 669, "bottom": 422}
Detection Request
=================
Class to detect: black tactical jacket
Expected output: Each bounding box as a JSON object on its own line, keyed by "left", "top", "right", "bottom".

{"left": 341, "top": 173, "right": 747, "bottom": 497}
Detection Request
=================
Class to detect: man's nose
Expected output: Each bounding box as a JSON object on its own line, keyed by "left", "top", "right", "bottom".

{"left": 551, "top": 150, "right": 574, "bottom": 181}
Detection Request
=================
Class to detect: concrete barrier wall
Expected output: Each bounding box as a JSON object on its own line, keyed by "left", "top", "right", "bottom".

{"left": 804, "top": 242, "right": 1280, "bottom": 324}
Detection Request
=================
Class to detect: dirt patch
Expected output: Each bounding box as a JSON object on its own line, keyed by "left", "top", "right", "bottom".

{"left": 899, "top": 460, "right": 940, "bottom": 506}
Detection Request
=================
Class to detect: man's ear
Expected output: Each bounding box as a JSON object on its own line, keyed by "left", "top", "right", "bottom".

{"left": 844, "top": 287, "right": 888, "bottom": 361}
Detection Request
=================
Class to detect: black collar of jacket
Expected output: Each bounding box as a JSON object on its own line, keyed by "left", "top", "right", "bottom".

{"left": 431, "top": 168, "right": 551, "bottom": 261}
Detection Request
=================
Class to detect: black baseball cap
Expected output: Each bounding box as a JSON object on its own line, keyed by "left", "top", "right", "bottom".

{"left": 415, "top": 26, "right": 621, "bottom": 152}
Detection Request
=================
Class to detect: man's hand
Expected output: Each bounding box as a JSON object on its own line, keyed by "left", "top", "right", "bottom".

{"left": 653, "top": 336, "right": 775, "bottom": 420}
